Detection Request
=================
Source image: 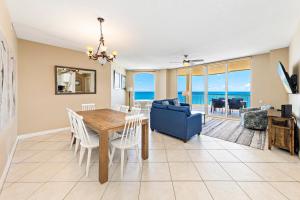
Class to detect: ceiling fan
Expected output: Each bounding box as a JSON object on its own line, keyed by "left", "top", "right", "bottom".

{"left": 170, "top": 55, "right": 204, "bottom": 67}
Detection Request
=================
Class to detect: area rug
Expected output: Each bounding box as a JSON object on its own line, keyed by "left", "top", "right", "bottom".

{"left": 202, "top": 118, "right": 266, "bottom": 149}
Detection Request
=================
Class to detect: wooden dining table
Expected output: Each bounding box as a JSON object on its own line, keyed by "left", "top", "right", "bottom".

{"left": 77, "top": 108, "right": 149, "bottom": 184}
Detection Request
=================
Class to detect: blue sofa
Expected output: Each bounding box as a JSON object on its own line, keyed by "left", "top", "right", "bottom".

{"left": 150, "top": 99, "right": 202, "bottom": 142}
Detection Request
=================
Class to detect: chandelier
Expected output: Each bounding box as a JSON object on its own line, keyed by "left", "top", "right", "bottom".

{"left": 87, "top": 17, "right": 117, "bottom": 65}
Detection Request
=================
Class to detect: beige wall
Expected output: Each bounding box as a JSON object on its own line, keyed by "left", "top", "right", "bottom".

{"left": 111, "top": 63, "right": 126, "bottom": 107}
{"left": 251, "top": 48, "right": 289, "bottom": 108}
{"left": 0, "top": 0, "right": 18, "bottom": 181}
{"left": 166, "top": 69, "right": 178, "bottom": 99}
{"left": 155, "top": 70, "right": 167, "bottom": 99}
{"left": 289, "top": 23, "right": 300, "bottom": 120}
{"left": 18, "top": 39, "right": 114, "bottom": 134}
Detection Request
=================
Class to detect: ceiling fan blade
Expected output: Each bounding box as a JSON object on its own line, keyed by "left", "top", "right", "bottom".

{"left": 190, "top": 59, "right": 204, "bottom": 62}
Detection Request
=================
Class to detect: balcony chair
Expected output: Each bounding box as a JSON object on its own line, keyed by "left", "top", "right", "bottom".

{"left": 211, "top": 98, "right": 225, "bottom": 113}
{"left": 228, "top": 98, "right": 246, "bottom": 115}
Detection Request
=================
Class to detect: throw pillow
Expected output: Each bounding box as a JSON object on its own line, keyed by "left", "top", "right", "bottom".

{"left": 173, "top": 98, "right": 180, "bottom": 106}
{"left": 162, "top": 100, "right": 169, "bottom": 105}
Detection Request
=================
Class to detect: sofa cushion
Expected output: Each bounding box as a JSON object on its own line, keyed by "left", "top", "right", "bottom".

{"left": 153, "top": 100, "right": 163, "bottom": 104}
{"left": 152, "top": 103, "right": 168, "bottom": 109}
{"left": 162, "top": 100, "right": 170, "bottom": 105}
{"left": 168, "top": 105, "right": 191, "bottom": 116}
{"left": 172, "top": 98, "right": 180, "bottom": 106}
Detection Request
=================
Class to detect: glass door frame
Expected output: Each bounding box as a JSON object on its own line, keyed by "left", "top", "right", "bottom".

{"left": 189, "top": 63, "right": 251, "bottom": 118}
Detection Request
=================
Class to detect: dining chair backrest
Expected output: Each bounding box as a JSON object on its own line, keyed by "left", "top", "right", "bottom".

{"left": 133, "top": 103, "right": 141, "bottom": 109}
{"left": 120, "top": 105, "right": 129, "bottom": 113}
{"left": 130, "top": 107, "right": 141, "bottom": 115}
{"left": 69, "top": 109, "right": 81, "bottom": 140}
{"left": 81, "top": 103, "right": 96, "bottom": 111}
{"left": 66, "top": 108, "right": 75, "bottom": 134}
{"left": 72, "top": 112, "right": 92, "bottom": 147}
{"left": 120, "top": 114, "right": 143, "bottom": 147}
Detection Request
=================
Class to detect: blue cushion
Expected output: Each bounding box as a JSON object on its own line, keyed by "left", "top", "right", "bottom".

{"left": 152, "top": 103, "right": 168, "bottom": 109}
{"left": 153, "top": 100, "right": 163, "bottom": 104}
{"left": 168, "top": 105, "right": 191, "bottom": 116}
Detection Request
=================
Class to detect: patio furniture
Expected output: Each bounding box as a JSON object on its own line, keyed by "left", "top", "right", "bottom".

{"left": 211, "top": 98, "right": 225, "bottom": 113}
{"left": 228, "top": 98, "right": 246, "bottom": 114}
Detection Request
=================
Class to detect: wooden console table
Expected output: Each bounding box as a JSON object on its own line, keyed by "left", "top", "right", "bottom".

{"left": 267, "top": 109, "right": 295, "bottom": 155}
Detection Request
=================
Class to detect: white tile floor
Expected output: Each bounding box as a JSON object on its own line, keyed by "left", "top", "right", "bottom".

{"left": 1, "top": 130, "right": 300, "bottom": 200}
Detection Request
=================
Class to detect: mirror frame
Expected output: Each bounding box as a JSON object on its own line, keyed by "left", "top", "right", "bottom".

{"left": 54, "top": 65, "right": 97, "bottom": 95}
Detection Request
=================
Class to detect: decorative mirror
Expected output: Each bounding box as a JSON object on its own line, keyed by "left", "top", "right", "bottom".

{"left": 55, "top": 66, "right": 96, "bottom": 95}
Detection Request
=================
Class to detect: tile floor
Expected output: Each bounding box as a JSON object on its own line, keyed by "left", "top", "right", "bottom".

{"left": 1, "top": 130, "right": 300, "bottom": 200}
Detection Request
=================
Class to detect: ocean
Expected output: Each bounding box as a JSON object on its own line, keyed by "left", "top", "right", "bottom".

{"left": 134, "top": 91, "right": 251, "bottom": 107}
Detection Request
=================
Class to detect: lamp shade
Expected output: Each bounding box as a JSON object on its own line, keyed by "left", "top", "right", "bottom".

{"left": 127, "top": 87, "right": 133, "bottom": 92}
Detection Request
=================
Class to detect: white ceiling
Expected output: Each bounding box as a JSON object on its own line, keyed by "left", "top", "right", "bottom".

{"left": 6, "top": 0, "right": 300, "bottom": 69}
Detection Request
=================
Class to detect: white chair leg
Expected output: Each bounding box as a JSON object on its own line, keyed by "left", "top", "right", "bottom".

{"left": 74, "top": 139, "right": 80, "bottom": 155}
{"left": 70, "top": 135, "right": 75, "bottom": 149}
{"left": 109, "top": 147, "right": 115, "bottom": 167}
{"left": 120, "top": 149, "right": 125, "bottom": 179}
{"left": 79, "top": 146, "right": 86, "bottom": 166}
{"left": 86, "top": 148, "right": 92, "bottom": 177}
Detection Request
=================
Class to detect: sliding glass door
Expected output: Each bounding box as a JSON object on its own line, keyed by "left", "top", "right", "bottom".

{"left": 177, "top": 75, "right": 187, "bottom": 103}
{"left": 228, "top": 69, "right": 251, "bottom": 117}
{"left": 182, "top": 58, "right": 252, "bottom": 118}
{"left": 191, "top": 66, "right": 206, "bottom": 112}
{"left": 207, "top": 64, "right": 226, "bottom": 116}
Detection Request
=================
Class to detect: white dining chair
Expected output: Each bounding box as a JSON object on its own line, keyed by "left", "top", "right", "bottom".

{"left": 109, "top": 114, "right": 143, "bottom": 178}
{"left": 66, "top": 108, "right": 81, "bottom": 154}
{"left": 130, "top": 107, "right": 141, "bottom": 115}
{"left": 81, "top": 103, "right": 96, "bottom": 111}
{"left": 72, "top": 112, "right": 99, "bottom": 176}
{"left": 120, "top": 105, "right": 129, "bottom": 113}
{"left": 133, "top": 103, "right": 141, "bottom": 109}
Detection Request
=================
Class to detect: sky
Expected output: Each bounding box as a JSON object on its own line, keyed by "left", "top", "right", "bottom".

{"left": 134, "top": 73, "right": 155, "bottom": 91}
{"left": 134, "top": 70, "right": 251, "bottom": 92}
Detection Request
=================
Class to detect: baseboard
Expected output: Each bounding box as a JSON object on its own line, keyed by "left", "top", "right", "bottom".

{"left": 18, "top": 127, "right": 70, "bottom": 140}
{"left": 0, "top": 138, "right": 18, "bottom": 192}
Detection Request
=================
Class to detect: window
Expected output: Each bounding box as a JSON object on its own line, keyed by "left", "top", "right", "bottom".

{"left": 228, "top": 69, "right": 251, "bottom": 108}
{"left": 177, "top": 75, "right": 187, "bottom": 103}
{"left": 134, "top": 73, "right": 155, "bottom": 100}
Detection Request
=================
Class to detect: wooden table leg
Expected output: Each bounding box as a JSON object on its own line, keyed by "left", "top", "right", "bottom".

{"left": 99, "top": 131, "right": 109, "bottom": 183}
{"left": 142, "top": 122, "right": 149, "bottom": 160}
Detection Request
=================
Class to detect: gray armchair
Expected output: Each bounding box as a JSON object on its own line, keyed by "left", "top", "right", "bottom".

{"left": 240, "top": 105, "right": 273, "bottom": 130}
